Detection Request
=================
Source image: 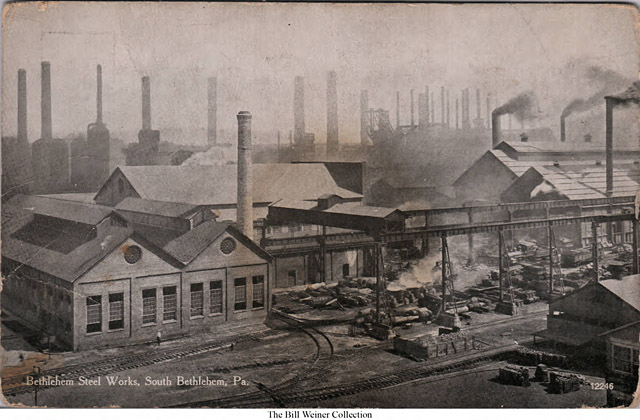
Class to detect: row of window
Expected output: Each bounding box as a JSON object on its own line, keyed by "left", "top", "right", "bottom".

{"left": 85, "top": 276, "right": 265, "bottom": 333}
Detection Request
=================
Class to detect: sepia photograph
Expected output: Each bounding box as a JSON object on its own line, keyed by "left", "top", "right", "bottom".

{"left": 0, "top": 1, "right": 639, "bottom": 410}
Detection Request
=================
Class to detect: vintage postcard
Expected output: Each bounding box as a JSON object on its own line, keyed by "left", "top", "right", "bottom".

{"left": 1, "top": 1, "right": 639, "bottom": 411}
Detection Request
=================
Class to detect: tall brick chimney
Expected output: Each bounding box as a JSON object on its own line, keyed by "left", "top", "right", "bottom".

{"left": 208, "top": 77, "right": 217, "bottom": 146}
{"left": 41, "top": 62, "right": 52, "bottom": 140}
{"left": 237, "top": 111, "right": 254, "bottom": 239}
{"left": 17, "top": 69, "right": 27, "bottom": 143}
{"left": 326, "top": 71, "right": 339, "bottom": 153}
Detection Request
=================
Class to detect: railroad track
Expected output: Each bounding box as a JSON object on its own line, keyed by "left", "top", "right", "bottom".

{"left": 2, "top": 329, "right": 280, "bottom": 396}
{"left": 171, "top": 343, "right": 517, "bottom": 408}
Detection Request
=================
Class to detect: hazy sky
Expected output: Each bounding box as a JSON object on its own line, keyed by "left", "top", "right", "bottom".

{"left": 2, "top": 2, "right": 638, "bottom": 145}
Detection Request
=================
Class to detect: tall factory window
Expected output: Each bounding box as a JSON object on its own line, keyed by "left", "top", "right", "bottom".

{"left": 252, "top": 276, "right": 264, "bottom": 309}
{"left": 342, "top": 264, "right": 350, "bottom": 277}
{"left": 234, "top": 278, "right": 247, "bottom": 311}
{"left": 190, "top": 283, "right": 204, "bottom": 318}
{"left": 86, "top": 296, "right": 102, "bottom": 333}
{"left": 163, "top": 286, "right": 178, "bottom": 321}
{"left": 142, "top": 289, "right": 157, "bottom": 324}
{"left": 108, "top": 292, "right": 124, "bottom": 330}
{"left": 118, "top": 178, "right": 125, "bottom": 195}
{"left": 210, "top": 281, "right": 223, "bottom": 314}
{"left": 612, "top": 345, "right": 634, "bottom": 374}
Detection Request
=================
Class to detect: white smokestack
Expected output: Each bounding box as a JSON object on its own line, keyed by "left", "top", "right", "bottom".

{"left": 236, "top": 111, "right": 253, "bottom": 239}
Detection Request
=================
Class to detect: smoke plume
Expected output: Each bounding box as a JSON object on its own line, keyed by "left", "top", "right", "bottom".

{"left": 492, "top": 91, "right": 538, "bottom": 122}
{"left": 561, "top": 65, "right": 634, "bottom": 118}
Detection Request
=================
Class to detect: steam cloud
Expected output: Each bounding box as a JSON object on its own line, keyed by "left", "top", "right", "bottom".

{"left": 561, "top": 65, "right": 633, "bottom": 118}
{"left": 492, "top": 91, "right": 538, "bottom": 122}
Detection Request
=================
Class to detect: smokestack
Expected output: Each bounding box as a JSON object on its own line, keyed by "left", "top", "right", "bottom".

{"left": 491, "top": 111, "right": 501, "bottom": 148}
{"left": 410, "top": 88, "right": 415, "bottom": 127}
{"left": 425, "top": 86, "right": 430, "bottom": 124}
{"left": 418, "top": 93, "right": 426, "bottom": 128}
{"left": 605, "top": 97, "right": 614, "bottom": 196}
{"left": 486, "top": 95, "right": 491, "bottom": 129}
{"left": 41, "top": 61, "right": 52, "bottom": 140}
{"left": 455, "top": 98, "right": 459, "bottom": 129}
{"left": 476, "top": 88, "right": 481, "bottom": 120}
{"left": 17, "top": 69, "right": 27, "bottom": 143}
{"left": 396, "top": 91, "right": 400, "bottom": 127}
{"left": 560, "top": 116, "right": 566, "bottom": 142}
{"left": 141, "top": 76, "right": 151, "bottom": 130}
{"left": 293, "top": 76, "right": 305, "bottom": 144}
{"left": 360, "top": 90, "right": 369, "bottom": 145}
{"left": 430, "top": 93, "right": 435, "bottom": 124}
{"left": 326, "top": 71, "right": 339, "bottom": 152}
{"left": 446, "top": 90, "right": 450, "bottom": 128}
{"left": 237, "top": 111, "right": 253, "bottom": 238}
{"left": 440, "top": 86, "right": 445, "bottom": 125}
{"left": 208, "top": 77, "right": 217, "bottom": 146}
{"left": 96, "top": 65, "right": 103, "bottom": 124}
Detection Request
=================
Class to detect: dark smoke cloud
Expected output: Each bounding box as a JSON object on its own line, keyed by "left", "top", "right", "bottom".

{"left": 561, "top": 65, "right": 634, "bottom": 118}
{"left": 492, "top": 91, "right": 537, "bottom": 122}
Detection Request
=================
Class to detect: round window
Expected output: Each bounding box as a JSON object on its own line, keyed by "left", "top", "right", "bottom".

{"left": 220, "top": 237, "right": 236, "bottom": 255}
{"left": 124, "top": 245, "right": 143, "bottom": 264}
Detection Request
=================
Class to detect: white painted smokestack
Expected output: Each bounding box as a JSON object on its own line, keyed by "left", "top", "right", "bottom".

{"left": 236, "top": 111, "right": 253, "bottom": 239}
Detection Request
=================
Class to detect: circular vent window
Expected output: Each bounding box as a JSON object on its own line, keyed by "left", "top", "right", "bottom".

{"left": 220, "top": 238, "right": 236, "bottom": 255}
{"left": 124, "top": 245, "right": 143, "bottom": 264}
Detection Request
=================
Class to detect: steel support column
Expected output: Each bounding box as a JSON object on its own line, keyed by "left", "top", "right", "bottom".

{"left": 592, "top": 221, "right": 599, "bottom": 283}
{"left": 441, "top": 233, "right": 448, "bottom": 312}
{"left": 548, "top": 225, "right": 554, "bottom": 295}
{"left": 633, "top": 218, "right": 639, "bottom": 274}
{"left": 498, "top": 229, "right": 504, "bottom": 302}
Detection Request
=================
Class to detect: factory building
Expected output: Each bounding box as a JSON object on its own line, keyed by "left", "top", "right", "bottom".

{"left": 534, "top": 275, "right": 640, "bottom": 405}
{"left": 93, "top": 163, "right": 363, "bottom": 225}
{"left": 501, "top": 162, "right": 640, "bottom": 247}
{"left": 1, "top": 194, "right": 272, "bottom": 351}
{"left": 90, "top": 162, "right": 364, "bottom": 288}
{"left": 454, "top": 141, "right": 640, "bottom": 204}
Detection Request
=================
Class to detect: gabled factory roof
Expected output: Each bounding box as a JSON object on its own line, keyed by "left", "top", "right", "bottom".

{"left": 98, "top": 163, "right": 361, "bottom": 206}
{"left": 496, "top": 140, "right": 640, "bottom": 157}
{"left": 7, "top": 194, "right": 113, "bottom": 226}
{"left": 600, "top": 276, "right": 640, "bottom": 313}
{"left": 2, "top": 195, "right": 271, "bottom": 282}
{"left": 520, "top": 163, "right": 640, "bottom": 200}
{"left": 116, "top": 197, "right": 202, "bottom": 219}
{"left": 2, "top": 197, "right": 134, "bottom": 282}
{"left": 161, "top": 220, "right": 272, "bottom": 265}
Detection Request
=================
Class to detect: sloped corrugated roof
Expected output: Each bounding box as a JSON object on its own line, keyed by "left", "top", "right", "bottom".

{"left": 161, "top": 220, "right": 230, "bottom": 265}
{"left": 530, "top": 164, "right": 640, "bottom": 200}
{"left": 324, "top": 203, "right": 403, "bottom": 218}
{"left": 489, "top": 150, "right": 550, "bottom": 177}
{"left": 7, "top": 194, "right": 113, "bottom": 226}
{"left": 600, "top": 276, "right": 640, "bottom": 313}
{"left": 113, "top": 163, "right": 361, "bottom": 206}
{"left": 116, "top": 197, "right": 200, "bottom": 218}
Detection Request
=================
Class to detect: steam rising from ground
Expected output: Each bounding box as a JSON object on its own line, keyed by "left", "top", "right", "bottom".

{"left": 182, "top": 145, "right": 236, "bottom": 165}
{"left": 391, "top": 255, "right": 441, "bottom": 291}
